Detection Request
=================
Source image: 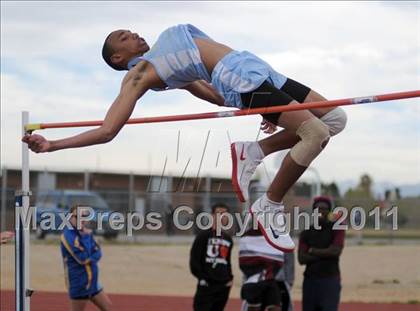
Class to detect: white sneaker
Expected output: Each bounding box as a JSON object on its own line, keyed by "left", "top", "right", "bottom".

{"left": 250, "top": 195, "right": 295, "bottom": 252}
{"left": 230, "top": 142, "right": 261, "bottom": 202}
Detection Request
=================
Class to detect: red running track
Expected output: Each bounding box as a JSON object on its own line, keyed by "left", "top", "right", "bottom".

{"left": 1, "top": 290, "right": 419, "bottom": 311}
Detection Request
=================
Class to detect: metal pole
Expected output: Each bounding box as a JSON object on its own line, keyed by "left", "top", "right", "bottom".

{"left": 129, "top": 172, "right": 134, "bottom": 213}
{"left": 16, "top": 111, "right": 31, "bottom": 311}
{"left": 204, "top": 176, "right": 211, "bottom": 213}
{"left": 307, "top": 167, "right": 322, "bottom": 197}
{"left": 84, "top": 171, "right": 90, "bottom": 191}
{"left": 1, "top": 167, "right": 7, "bottom": 231}
{"left": 15, "top": 194, "right": 23, "bottom": 311}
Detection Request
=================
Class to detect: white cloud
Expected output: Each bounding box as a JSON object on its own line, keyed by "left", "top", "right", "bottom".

{"left": 311, "top": 100, "right": 420, "bottom": 184}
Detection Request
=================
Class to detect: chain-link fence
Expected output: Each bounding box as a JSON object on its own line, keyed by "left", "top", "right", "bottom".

{"left": 1, "top": 168, "right": 419, "bottom": 241}
{"left": 1, "top": 187, "right": 419, "bottom": 238}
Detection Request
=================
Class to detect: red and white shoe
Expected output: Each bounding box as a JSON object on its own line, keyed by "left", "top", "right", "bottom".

{"left": 250, "top": 195, "right": 295, "bottom": 252}
{"left": 231, "top": 142, "right": 261, "bottom": 202}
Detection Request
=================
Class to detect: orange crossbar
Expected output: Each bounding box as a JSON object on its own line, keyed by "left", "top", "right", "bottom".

{"left": 25, "top": 90, "right": 420, "bottom": 133}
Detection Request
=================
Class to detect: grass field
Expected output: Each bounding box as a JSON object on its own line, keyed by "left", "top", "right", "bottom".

{"left": 1, "top": 241, "right": 420, "bottom": 304}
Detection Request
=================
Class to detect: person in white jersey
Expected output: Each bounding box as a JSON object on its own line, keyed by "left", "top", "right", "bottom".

{"left": 23, "top": 24, "right": 347, "bottom": 251}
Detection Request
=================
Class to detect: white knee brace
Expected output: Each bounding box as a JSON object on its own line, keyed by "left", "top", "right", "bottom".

{"left": 320, "top": 107, "right": 347, "bottom": 136}
{"left": 290, "top": 117, "right": 330, "bottom": 167}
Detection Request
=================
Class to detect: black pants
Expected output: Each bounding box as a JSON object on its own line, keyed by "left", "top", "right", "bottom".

{"left": 240, "top": 78, "right": 311, "bottom": 124}
{"left": 302, "top": 277, "right": 341, "bottom": 311}
{"left": 193, "top": 283, "right": 231, "bottom": 311}
{"left": 276, "top": 281, "right": 291, "bottom": 311}
{"left": 241, "top": 280, "right": 281, "bottom": 309}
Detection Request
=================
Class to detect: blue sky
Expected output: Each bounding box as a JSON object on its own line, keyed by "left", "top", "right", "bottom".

{"left": 1, "top": 1, "right": 419, "bottom": 187}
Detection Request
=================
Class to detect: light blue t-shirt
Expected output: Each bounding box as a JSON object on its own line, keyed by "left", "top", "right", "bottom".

{"left": 127, "top": 24, "right": 288, "bottom": 108}
{"left": 127, "top": 24, "right": 212, "bottom": 90}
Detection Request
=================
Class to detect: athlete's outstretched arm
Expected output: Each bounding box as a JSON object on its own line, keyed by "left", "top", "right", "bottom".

{"left": 23, "top": 73, "right": 148, "bottom": 153}
{"left": 182, "top": 80, "right": 225, "bottom": 106}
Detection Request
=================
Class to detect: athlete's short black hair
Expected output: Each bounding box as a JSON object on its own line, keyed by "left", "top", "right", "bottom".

{"left": 211, "top": 203, "right": 229, "bottom": 214}
{"left": 312, "top": 196, "right": 333, "bottom": 211}
{"left": 102, "top": 32, "right": 125, "bottom": 71}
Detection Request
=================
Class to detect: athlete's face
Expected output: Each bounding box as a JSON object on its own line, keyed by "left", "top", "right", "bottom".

{"left": 108, "top": 29, "right": 150, "bottom": 66}
{"left": 314, "top": 202, "right": 331, "bottom": 222}
{"left": 71, "top": 207, "right": 91, "bottom": 228}
{"left": 213, "top": 207, "right": 230, "bottom": 228}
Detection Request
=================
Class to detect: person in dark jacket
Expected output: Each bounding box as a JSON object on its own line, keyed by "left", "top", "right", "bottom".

{"left": 61, "top": 205, "right": 112, "bottom": 311}
{"left": 298, "top": 196, "right": 345, "bottom": 311}
{"left": 190, "top": 203, "right": 234, "bottom": 311}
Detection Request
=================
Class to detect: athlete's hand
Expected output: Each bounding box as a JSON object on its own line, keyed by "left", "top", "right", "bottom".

{"left": 260, "top": 119, "right": 277, "bottom": 134}
{"left": 22, "top": 134, "right": 51, "bottom": 153}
